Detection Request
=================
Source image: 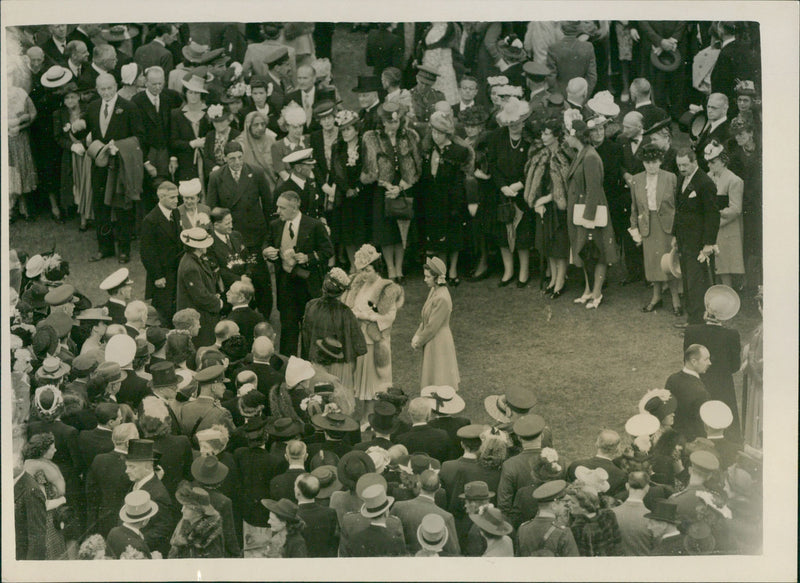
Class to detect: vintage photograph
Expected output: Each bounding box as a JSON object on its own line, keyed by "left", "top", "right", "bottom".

{"left": 2, "top": 2, "right": 796, "bottom": 581}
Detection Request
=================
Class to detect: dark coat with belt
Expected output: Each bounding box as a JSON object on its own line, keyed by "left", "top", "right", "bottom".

{"left": 15, "top": 471, "right": 47, "bottom": 560}
{"left": 176, "top": 251, "right": 222, "bottom": 347}
{"left": 296, "top": 501, "right": 340, "bottom": 557}
{"left": 206, "top": 229, "right": 248, "bottom": 290}
{"left": 140, "top": 205, "right": 182, "bottom": 301}
{"left": 206, "top": 163, "right": 273, "bottom": 248}
{"left": 86, "top": 450, "right": 132, "bottom": 537}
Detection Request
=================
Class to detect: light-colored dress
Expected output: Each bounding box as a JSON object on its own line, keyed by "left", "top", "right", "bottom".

{"left": 414, "top": 285, "right": 460, "bottom": 391}
{"left": 423, "top": 48, "right": 459, "bottom": 105}
{"left": 7, "top": 86, "right": 38, "bottom": 198}
{"left": 710, "top": 166, "right": 745, "bottom": 275}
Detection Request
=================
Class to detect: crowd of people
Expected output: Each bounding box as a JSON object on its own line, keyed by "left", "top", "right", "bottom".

{"left": 8, "top": 20, "right": 765, "bottom": 561}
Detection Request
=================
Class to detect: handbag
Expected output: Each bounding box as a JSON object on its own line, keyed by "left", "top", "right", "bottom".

{"left": 572, "top": 204, "right": 608, "bottom": 228}
{"left": 497, "top": 200, "right": 515, "bottom": 224}
{"left": 385, "top": 194, "right": 414, "bottom": 219}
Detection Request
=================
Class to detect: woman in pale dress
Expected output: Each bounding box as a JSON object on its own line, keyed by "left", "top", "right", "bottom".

{"left": 177, "top": 178, "right": 211, "bottom": 230}
{"left": 411, "top": 257, "right": 460, "bottom": 391}
{"left": 342, "top": 244, "right": 405, "bottom": 426}
{"left": 704, "top": 140, "right": 745, "bottom": 288}
{"left": 7, "top": 83, "right": 38, "bottom": 220}
{"left": 237, "top": 110, "right": 278, "bottom": 190}
{"left": 420, "top": 22, "right": 461, "bottom": 106}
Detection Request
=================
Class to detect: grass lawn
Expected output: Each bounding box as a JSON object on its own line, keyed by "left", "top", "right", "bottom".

{"left": 7, "top": 24, "right": 762, "bottom": 464}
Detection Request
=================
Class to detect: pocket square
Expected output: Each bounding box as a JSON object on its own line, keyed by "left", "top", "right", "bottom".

{"left": 688, "top": 191, "right": 697, "bottom": 199}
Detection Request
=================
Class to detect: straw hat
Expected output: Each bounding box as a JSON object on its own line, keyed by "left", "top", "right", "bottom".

{"left": 421, "top": 385, "right": 465, "bottom": 416}
{"left": 180, "top": 227, "right": 214, "bottom": 249}
{"left": 41, "top": 66, "right": 73, "bottom": 88}
{"left": 704, "top": 285, "right": 740, "bottom": 321}
{"left": 182, "top": 73, "right": 209, "bottom": 94}
{"left": 417, "top": 514, "right": 449, "bottom": 552}
{"left": 119, "top": 490, "right": 158, "bottom": 523}
{"left": 469, "top": 505, "right": 512, "bottom": 536}
{"left": 660, "top": 248, "right": 681, "bottom": 280}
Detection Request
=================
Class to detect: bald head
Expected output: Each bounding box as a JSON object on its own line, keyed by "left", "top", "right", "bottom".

{"left": 630, "top": 78, "right": 652, "bottom": 103}
{"left": 622, "top": 111, "right": 644, "bottom": 139}
{"left": 596, "top": 429, "right": 621, "bottom": 456}
{"left": 214, "top": 320, "right": 240, "bottom": 342}
{"left": 566, "top": 77, "right": 588, "bottom": 104}
{"left": 96, "top": 73, "right": 117, "bottom": 101}
{"left": 252, "top": 337, "right": 274, "bottom": 361}
{"left": 26, "top": 46, "right": 45, "bottom": 73}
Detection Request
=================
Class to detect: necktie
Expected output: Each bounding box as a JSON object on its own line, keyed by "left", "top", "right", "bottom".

{"left": 289, "top": 221, "right": 295, "bottom": 239}
{"left": 104, "top": 103, "right": 109, "bottom": 119}
{"left": 154, "top": 96, "right": 160, "bottom": 113}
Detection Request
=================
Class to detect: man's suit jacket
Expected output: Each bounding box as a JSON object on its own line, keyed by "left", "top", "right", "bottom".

{"left": 151, "top": 434, "right": 193, "bottom": 497}
{"left": 395, "top": 424, "right": 452, "bottom": 463}
{"left": 269, "top": 467, "right": 306, "bottom": 503}
{"left": 227, "top": 306, "right": 265, "bottom": 347}
{"left": 710, "top": 39, "right": 757, "bottom": 102}
{"left": 15, "top": 471, "right": 47, "bottom": 560}
{"left": 665, "top": 371, "right": 710, "bottom": 442}
{"left": 630, "top": 169, "right": 677, "bottom": 237}
{"left": 103, "top": 299, "right": 127, "bottom": 325}
{"left": 439, "top": 456, "right": 501, "bottom": 516}
{"left": 612, "top": 498, "right": 655, "bottom": 556}
{"left": 672, "top": 167, "right": 719, "bottom": 252}
{"left": 619, "top": 136, "right": 646, "bottom": 176}
{"left": 566, "top": 456, "right": 628, "bottom": 495}
{"left": 134, "top": 40, "right": 175, "bottom": 75}
{"left": 264, "top": 214, "right": 334, "bottom": 300}
{"left": 546, "top": 37, "right": 597, "bottom": 96}
{"left": 131, "top": 89, "right": 183, "bottom": 169}
{"left": 273, "top": 175, "right": 321, "bottom": 218}
{"left": 77, "top": 426, "right": 114, "bottom": 473}
{"left": 40, "top": 37, "right": 68, "bottom": 67}
{"left": 136, "top": 474, "right": 178, "bottom": 557}
{"left": 497, "top": 448, "right": 541, "bottom": 514}
{"left": 206, "top": 488, "right": 242, "bottom": 557}
{"left": 206, "top": 163, "right": 272, "bottom": 248}
{"left": 296, "top": 501, "right": 340, "bottom": 557}
{"left": 285, "top": 87, "right": 337, "bottom": 131}
{"left": 177, "top": 396, "right": 235, "bottom": 442}
{"left": 86, "top": 450, "right": 132, "bottom": 537}
{"left": 234, "top": 445, "right": 288, "bottom": 527}
{"left": 117, "top": 370, "right": 153, "bottom": 410}
{"left": 140, "top": 205, "right": 182, "bottom": 299}
{"left": 694, "top": 120, "right": 730, "bottom": 172}
{"left": 390, "top": 494, "right": 461, "bottom": 556}
{"left": 428, "top": 416, "right": 471, "bottom": 462}
{"left": 106, "top": 524, "right": 152, "bottom": 558}
{"left": 84, "top": 95, "right": 144, "bottom": 155}
{"left": 207, "top": 229, "right": 248, "bottom": 290}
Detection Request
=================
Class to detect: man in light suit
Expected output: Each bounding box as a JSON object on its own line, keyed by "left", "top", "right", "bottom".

{"left": 134, "top": 23, "right": 178, "bottom": 76}
{"left": 262, "top": 190, "right": 333, "bottom": 356}
{"left": 140, "top": 181, "right": 183, "bottom": 324}
{"left": 206, "top": 141, "right": 273, "bottom": 319}
{"left": 85, "top": 73, "right": 144, "bottom": 264}
{"left": 390, "top": 469, "right": 461, "bottom": 556}
{"left": 672, "top": 148, "right": 719, "bottom": 325}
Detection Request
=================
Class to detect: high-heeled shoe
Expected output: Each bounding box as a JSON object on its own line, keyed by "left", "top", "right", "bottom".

{"left": 498, "top": 276, "right": 514, "bottom": 287}
{"left": 641, "top": 299, "right": 663, "bottom": 313}
{"left": 586, "top": 295, "right": 603, "bottom": 309}
{"left": 448, "top": 276, "right": 461, "bottom": 287}
{"left": 548, "top": 288, "right": 564, "bottom": 299}
{"left": 539, "top": 277, "right": 551, "bottom": 291}
{"left": 672, "top": 306, "right": 684, "bottom": 317}
{"left": 574, "top": 292, "right": 592, "bottom": 304}
{"left": 516, "top": 278, "right": 529, "bottom": 288}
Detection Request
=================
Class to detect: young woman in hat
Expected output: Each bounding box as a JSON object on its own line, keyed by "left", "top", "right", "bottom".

{"left": 8, "top": 75, "right": 39, "bottom": 222}
{"left": 705, "top": 141, "right": 745, "bottom": 288}
{"left": 168, "top": 481, "right": 225, "bottom": 558}
{"left": 169, "top": 72, "right": 211, "bottom": 184}
{"left": 469, "top": 505, "right": 514, "bottom": 556}
{"left": 260, "top": 498, "right": 308, "bottom": 557}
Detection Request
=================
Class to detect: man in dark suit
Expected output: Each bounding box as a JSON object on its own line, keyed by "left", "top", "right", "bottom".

{"left": 236, "top": 336, "right": 282, "bottom": 399}
{"left": 630, "top": 78, "right": 670, "bottom": 128}
{"left": 273, "top": 148, "right": 323, "bottom": 218}
{"left": 64, "top": 40, "right": 94, "bottom": 95}
{"left": 85, "top": 73, "right": 144, "bottom": 264}
{"left": 66, "top": 24, "right": 98, "bottom": 58}
{"left": 14, "top": 458, "right": 47, "bottom": 560}
{"left": 269, "top": 440, "right": 309, "bottom": 503}
{"left": 106, "top": 490, "right": 157, "bottom": 558}
{"left": 77, "top": 402, "right": 120, "bottom": 472}
{"left": 285, "top": 64, "right": 336, "bottom": 132}
{"left": 139, "top": 181, "right": 183, "bottom": 324}
{"left": 85, "top": 422, "right": 136, "bottom": 537}
{"left": 125, "top": 439, "right": 178, "bottom": 557}
{"left": 665, "top": 344, "right": 712, "bottom": 442}
{"left": 99, "top": 267, "right": 134, "bottom": 325}
{"left": 365, "top": 23, "right": 404, "bottom": 79}
{"left": 139, "top": 396, "right": 194, "bottom": 497}
{"left": 618, "top": 110, "right": 647, "bottom": 284}
{"left": 207, "top": 207, "right": 250, "bottom": 291}
{"left": 295, "top": 473, "right": 340, "bottom": 557}
{"left": 262, "top": 190, "right": 334, "bottom": 356}
{"left": 226, "top": 280, "right": 265, "bottom": 347}
{"left": 86, "top": 44, "right": 119, "bottom": 88}
{"left": 353, "top": 76, "right": 383, "bottom": 133}
{"left": 134, "top": 23, "right": 178, "bottom": 76}
{"left": 692, "top": 93, "right": 731, "bottom": 172}
{"left": 638, "top": 22, "right": 689, "bottom": 120}
{"left": 353, "top": 401, "right": 398, "bottom": 451}
{"left": 439, "top": 425, "right": 501, "bottom": 520}
{"left": 710, "top": 22, "right": 759, "bottom": 105}
{"left": 672, "top": 148, "right": 719, "bottom": 325}
{"left": 40, "top": 24, "right": 69, "bottom": 66}
{"left": 566, "top": 429, "right": 628, "bottom": 496}
{"left": 206, "top": 141, "right": 274, "bottom": 318}
{"left": 395, "top": 398, "right": 452, "bottom": 464}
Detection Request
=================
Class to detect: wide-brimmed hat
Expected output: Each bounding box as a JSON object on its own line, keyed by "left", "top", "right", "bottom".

{"left": 266, "top": 417, "right": 304, "bottom": 438}
{"left": 368, "top": 401, "right": 399, "bottom": 434}
{"left": 105, "top": 334, "right": 137, "bottom": 367}
{"left": 660, "top": 247, "right": 681, "bottom": 280}
{"left": 338, "top": 451, "right": 376, "bottom": 489}
{"left": 119, "top": 490, "right": 158, "bottom": 523}
{"left": 25, "top": 254, "right": 45, "bottom": 278}
{"left": 429, "top": 111, "right": 455, "bottom": 135}
{"left": 574, "top": 466, "right": 611, "bottom": 494}
{"left": 352, "top": 75, "right": 381, "bottom": 94}
{"left": 353, "top": 243, "right": 381, "bottom": 271}
{"left": 678, "top": 110, "right": 707, "bottom": 140}
{"left": 181, "top": 227, "right": 214, "bottom": 249}
{"left": 312, "top": 410, "right": 359, "bottom": 433}
{"left": 150, "top": 361, "right": 179, "bottom": 388}
{"left": 285, "top": 356, "right": 315, "bottom": 387}
{"left": 126, "top": 439, "right": 155, "bottom": 462}
{"left": 625, "top": 413, "right": 661, "bottom": 437}
{"left": 182, "top": 73, "right": 209, "bottom": 94}
{"left": 650, "top": 47, "right": 682, "bottom": 72}
{"left": 182, "top": 41, "right": 224, "bottom": 65}
{"left": 191, "top": 455, "right": 229, "bottom": 485}
{"left": 41, "top": 65, "right": 73, "bottom": 88}
{"left": 459, "top": 481, "right": 494, "bottom": 500}
{"left": 639, "top": 389, "right": 677, "bottom": 422}
{"left": 496, "top": 97, "right": 531, "bottom": 126}
{"left": 469, "top": 505, "right": 512, "bottom": 536}
{"left": 96, "top": 361, "right": 125, "bottom": 383}
{"left": 644, "top": 499, "right": 681, "bottom": 524}
{"left": 704, "top": 285, "right": 740, "bottom": 321}
{"left": 312, "top": 100, "right": 337, "bottom": 119}
{"left": 699, "top": 400, "right": 733, "bottom": 430}
{"left": 357, "top": 473, "right": 394, "bottom": 518}
{"left": 262, "top": 498, "right": 301, "bottom": 522}
{"left": 315, "top": 337, "right": 345, "bottom": 361}
{"left": 586, "top": 90, "right": 620, "bottom": 118}
{"left": 643, "top": 114, "right": 672, "bottom": 137}
{"left": 44, "top": 283, "right": 75, "bottom": 306}
{"left": 86, "top": 140, "right": 112, "bottom": 167}
{"left": 36, "top": 356, "right": 71, "bottom": 380}
{"left": 311, "top": 465, "right": 342, "bottom": 499}
{"left": 703, "top": 139, "right": 725, "bottom": 162}
{"left": 421, "top": 385, "right": 465, "bottom": 416}
{"left": 101, "top": 24, "right": 139, "bottom": 42}
{"left": 417, "top": 513, "right": 449, "bottom": 552}
{"left": 175, "top": 481, "right": 212, "bottom": 508}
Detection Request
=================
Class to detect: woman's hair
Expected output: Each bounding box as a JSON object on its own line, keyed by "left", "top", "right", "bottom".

{"left": 571, "top": 123, "right": 592, "bottom": 145}
{"left": 566, "top": 482, "right": 600, "bottom": 514}
{"left": 285, "top": 516, "right": 306, "bottom": 536}
{"left": 539, "top": 116, "right": 564, "bottom": 139}
{"left": 23, "top": 432, "right": 55, "bottom": 460}
{"left": 477, "top": 433, "right": 509, "bottom": 471}
{"left": 422, "top": 265, "right": 448, "bottom": 287}
{"left": 165, "top": 332, "right": 196, "bottom": 365}
{"left": 651, "top": 427, "right": 682, "bottom": 457}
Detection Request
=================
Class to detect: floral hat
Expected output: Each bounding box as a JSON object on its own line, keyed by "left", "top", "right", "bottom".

{"left": 334, "top": 109, "right": 360, "bottom": 128}
{"left": 207, "top": 103, "right": 230, "bottom": 122}
{"left": 586, "top": 90, "right": 620, "bottom": 118}
{"left": 496, "top": 97, "right": 531, "bottom": 126}
{"left": 354, "top": 243, "right": 381, "bottom": 271}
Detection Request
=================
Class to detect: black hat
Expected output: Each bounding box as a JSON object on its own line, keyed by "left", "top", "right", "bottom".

{"left": 644, "top": 500, "right": 681, "bottom": 524}
{"left": 376, "top": 386, "right": 409, "bottom": 409}
{"left": 311, "top": 411, "right": 359, "bottom": 433}
{"left": 266, "top": 417, "right": 304, "bottom": 438}
{"left": 337, "top": 450, "right": 376, "bottom": 489}
{"left": 151, "top": 361, "right": 179, "bottom": 388}
{"left": 126, "top": 439, "right": 155, "bottom": 462}
{"left": 352, "top": 75, "right": 381, "bottom": 94}
{"left": 368, "top": 401, "right": 399, "bottom": 434}
{"left": 315, "top": 337, "right": 345, "bottom": 362}
{"left": 532, "top": 479, "right": 568, "bottom": 502}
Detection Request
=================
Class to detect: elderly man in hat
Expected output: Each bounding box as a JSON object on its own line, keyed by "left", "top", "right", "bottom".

{"left": 352, "top": 75, "right": 382, "bottom": 133}
{"left": 665, "top": 344, "right": 712, "bottom": 441}
{"left": 99, "top": 267, "right": 134, "bottom": 325}
{"left": 645, "top": 500, "right": 685, "bottom": 555}
{"left": 178, "top": 364, "right": 235, "bottom": 441}
{"left": 273, "top": 148, "right": 322, "bottom": 218}
{"left": 294, "top": 473, "right": 339, "bottom": 557}
{"left": 176, "top": 227, "right": 223, "bottom": 346}
{"left": 684, "top": 286, "right": 743, "bottom": 442}
{"left": 566, "top": 429, "right": 628, "bottom": 496}
{"left": 190, "top": 455, "right": 241, "bottom": 557}
{"left": 124, "top": 438, "right": 178, "bottom": 556}
{"left": 106, "top": 490, "right": 159, "bottom": 558}
{"left": 263, "top": 190, "right": 333, "bottom": 355}
{"left": 341, "top": 473, "right": 405, "bottom": 556}
{"left": 139, "top": 180, "right": 183, "bottom": 323}
{"left": 518, "top": 479, "right": 579, "bottom": 556}
{"left": 497, "top": 414, "right": 547, "bottom": 516}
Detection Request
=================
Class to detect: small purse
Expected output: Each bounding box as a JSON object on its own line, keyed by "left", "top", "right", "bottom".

{"left": 385, "top": 194, "right": 414, "bottom": 219}
{"left": 497, "top": 200, "right": 515, "bottom": 224}
{"left": 572, "top": 204, "right": 608, "bottom": 229}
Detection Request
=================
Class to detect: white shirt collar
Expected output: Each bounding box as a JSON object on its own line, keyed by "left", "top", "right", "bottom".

{"left": 157, "top": 202, "right": 172, "bottom": 221}
{"left": 290, "top": 174, "right": 306, "bottom": 190}
{"left": 721, "top": 37, "right": 735, "bottom": 48}
{"left": 134, "top": 472, "right": 155, "bottom": 491}
{"left": 103, "top": 93, "right": 119, "bottom": 112}
{"left": 636, "top": 100, "right": 652, "bottom": 108}
{"left": 682, "top": 366, "right": 700, "bottom": 379}
{"left": 154, "top": 38, "right": 166, "bottom": 47}
{"left": 709, "top": 116, "right": 728, "bottom": 132}
{"left": 122, "top": 523, "right": 144, "bottom": 537}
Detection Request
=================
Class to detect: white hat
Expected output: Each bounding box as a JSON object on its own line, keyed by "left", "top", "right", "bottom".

{"left": 282, "top": 147, "right": 315, "bottom": 165}
{"left": 25, "top": 254, "right": 45, "bottom": 278}
{"left": 417, "top": 513, "right": 449, "bottom": 552}
{"left": 586, "top": 90, "right": 621, "bottom": 117}
{"left": 704, "top": 285, "right": 740, "bottom": 321}
{"left": 699, "top": 400, "right": 733, "bottom": 430}
{"left": 496, "top": 97, "right": 531, "bottom": 125}
{"left": 574, "top": 466, "right": 610, "bottom": 494}
{"left": 120, "top": 62, "right": 140, "bottom": 86}
{"left": 282, "top": 102, "right": 307, "bottom": 126}
{"left": 180, "top": 227, "right": 214, "bottom": 249}
{"left": 178, "top": 178, "right": 202, "bottom": 197}
{"left": 119, "top": 490, "right": 159, "bottom": 523}
{"left": 41, "top": 65, "right": 74, "bottom": 88}
{"left": 285, "top": 356, "right": 315, "bottom": 387}
{"left": 99, "top": 268, "right": 133, "bottom": 291}
{"left": 105, "top": 334, "right": 137, "bottom": 368}
{"left": 625, "top": 413, "right": 661, "bottom": 437}
{"left": 421, "top": 385, "right": 465, "bottom": 416}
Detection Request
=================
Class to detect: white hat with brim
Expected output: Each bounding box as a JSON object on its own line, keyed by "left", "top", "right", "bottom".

{"left": 182, "top": 74, "right": 209, "bottom": 94}
{"left": 421, "top": 385, "right": 465, "bottom": 416}
{"left": 700, "top": 400, "right": 733, "bottom": 430}
{"left": 178, "top": 178, "right": 203, "bottom": 197}
{"left": 99, "top": 267, "right": 133, "bottom": 291}
{"left": 105, "top": 334, "right": 137, "bottom": 368}
{"left": 25, "top": 254, "right": 45, "bottom": 278}
{"left": 625, "top": 413, "right": 661, "bottom": 437}
{"left": 41, "top": 66, "right": 74, "bottom": 88}
{"left": 417, "top": 514, "right": 449, "bottom": 552}
{"left": 660, "top": 248, "right": 681, "bottom": 280}
{"left": 282, "top": 147, "right": 316, "bottom": 165}
{"left": 180, "top": 227, "right": 214, "bottom": 249}
{"left": 704, "top": 285, "right": 740, "bottom": 321}
{"left": 586, "top": 90, "right": 620, "bottom": 118}
{"left": 119, "top": 490, "right": 159, "bottom": 523}
{"left": 285, "top": 356, "right": 315, "bottom": 387}
{"left": 483, "top": 394, "right": 512, "bottom": 424}
{"left": 496, "top": 97, "right": 531, "bottom": 126}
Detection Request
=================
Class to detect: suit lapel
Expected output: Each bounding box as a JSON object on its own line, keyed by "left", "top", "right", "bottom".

{"left": 567, "top": 146, "right": 587, "bottom": 180}
{"left": 223, "top": 168, "right": 243, "bottom": 208}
